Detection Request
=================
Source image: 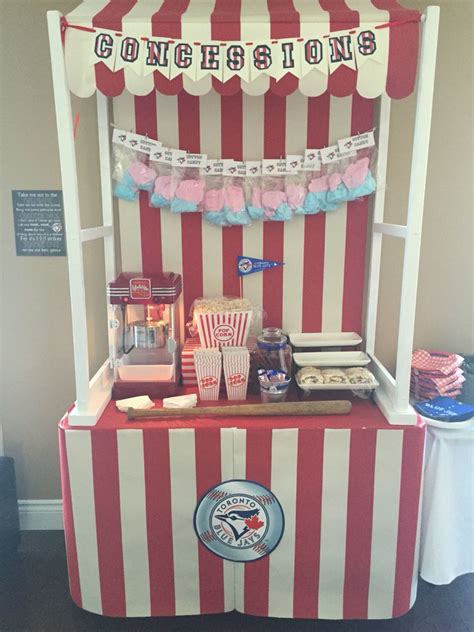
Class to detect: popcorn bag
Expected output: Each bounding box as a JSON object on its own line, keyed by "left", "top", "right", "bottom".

{"left": 285, "top": 155, "right": 307, "bottom": 216}
{"left": 193, "top": 348, "right": 222, "bottom": 401}
{"left": 150, "top": 147, "right": 176, "bottom": 208}
{"left": 223, "top": 160, "right": 251, "bottom": 226}
{"left": 112, "top": 130, "right": 157, "bottom": 202}
{"left": 337, "top": 130, "right": 378, "bottom": 203}
{"left": 222, "top": 347, "right": 250, "bottom": 401}
{"left": 261, "top": 158, "right": 292, "bottom": 221}
{"left": 171, "top": 151, "right": 207, "bottom": 213}
{"left": 245, "top": 161, "right": 265, "bottom": 220}
{"left": 202, "top": 160, "right": 227, "bottom": 226}
{"left": 192, "top": 297, "right": 254, "bottom": 349}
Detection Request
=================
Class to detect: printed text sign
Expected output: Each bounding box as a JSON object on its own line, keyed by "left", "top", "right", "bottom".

{"left": 12, "top": 190, "right": 66, "bottom": 257}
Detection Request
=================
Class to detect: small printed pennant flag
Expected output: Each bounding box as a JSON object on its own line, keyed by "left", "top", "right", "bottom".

{"left": 237, "top": 256, "right": 284, "bottom": 276}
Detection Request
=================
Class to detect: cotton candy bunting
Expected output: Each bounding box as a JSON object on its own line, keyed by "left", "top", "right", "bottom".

{"left": 113, "top": 150, "right": 377, "bottom": 221}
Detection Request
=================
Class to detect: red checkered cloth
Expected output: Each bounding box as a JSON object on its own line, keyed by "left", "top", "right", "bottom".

{"left": 411, "top": 368, "right": 465, "bottom": 390}
{"left": 411, "top": 386, "right": 462, "bottom": 400}
{"left": 411, "top": 350, "right": 464, "bottom": 377}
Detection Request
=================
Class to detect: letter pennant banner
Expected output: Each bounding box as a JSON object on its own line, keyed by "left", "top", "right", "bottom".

{"left": 86, "top": 26, "right": 390, "bottom": 82}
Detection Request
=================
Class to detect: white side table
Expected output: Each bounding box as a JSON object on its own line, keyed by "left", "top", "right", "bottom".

{"left": 420, "top": 416, "right": 474, "bottom": 584}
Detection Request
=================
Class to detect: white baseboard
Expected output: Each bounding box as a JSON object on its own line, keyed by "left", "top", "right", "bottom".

{"left": 18, "top": 500, "right": 63, "bottom": 530}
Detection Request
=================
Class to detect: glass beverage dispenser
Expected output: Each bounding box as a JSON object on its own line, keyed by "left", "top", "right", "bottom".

{"left": 107, "top": 272, "right": 182, "bottom": 399}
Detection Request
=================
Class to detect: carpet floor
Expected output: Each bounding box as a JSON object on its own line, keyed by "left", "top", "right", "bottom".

{"left": 0, "top": 532, "right": 472, "bottom": 632}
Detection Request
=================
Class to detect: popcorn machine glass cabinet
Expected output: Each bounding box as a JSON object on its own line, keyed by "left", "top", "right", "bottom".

{"left": 107, "top": 273, "right": 182, "bottom": 399}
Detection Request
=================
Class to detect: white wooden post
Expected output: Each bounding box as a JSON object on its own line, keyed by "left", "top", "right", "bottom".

{"left": 394, "top": 6, "right": 440, "bottom": 411}
{"left": 47, "top": 11, "right": 90, "bottom": 413}
{"left": 365, "top": 94, "right": 391, "bottom": 356}
{"left": 97, "top": 93, "right": 116, "bottom": 284}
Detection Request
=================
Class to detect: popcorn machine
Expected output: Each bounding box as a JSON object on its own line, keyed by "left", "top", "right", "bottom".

{"left": 107, "top": 272, "right": 182, "bottom": 399}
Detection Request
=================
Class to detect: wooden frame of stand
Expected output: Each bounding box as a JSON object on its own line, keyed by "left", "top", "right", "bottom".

{"left": 47, "top": 7, "right": 440, "bottom": 426}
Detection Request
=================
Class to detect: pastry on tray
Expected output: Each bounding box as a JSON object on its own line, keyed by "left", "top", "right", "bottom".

{"left": 345, "top": 367, "right": 374, "bottom": 384}
{"left": 321, "top": 368, "right": 347, "bottom": 384}
{"left": 297, "top": 366, "right": 324, "bottom": 385}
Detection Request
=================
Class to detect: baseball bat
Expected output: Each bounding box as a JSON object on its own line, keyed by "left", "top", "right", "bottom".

{"left": 127, "top": 400, "right": 351, "bottom": 421}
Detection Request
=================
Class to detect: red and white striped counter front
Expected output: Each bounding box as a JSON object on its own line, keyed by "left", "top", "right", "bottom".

{"left": 59, "top": 397, "right": 425, "bottom": 620}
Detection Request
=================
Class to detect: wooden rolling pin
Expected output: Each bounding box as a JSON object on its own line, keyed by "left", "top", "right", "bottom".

{"left": 127, "top": 400, "right": 351, "bottom": 421}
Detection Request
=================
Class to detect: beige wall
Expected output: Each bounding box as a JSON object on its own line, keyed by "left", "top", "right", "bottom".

{"left": 375, "top": 0, "right": 474, "bottom": 373}
{"left": 0, "top": 0, "right": 472, "bottom": 499}
{"left": 0, "top": 0, "right": 107, "bottom": 499}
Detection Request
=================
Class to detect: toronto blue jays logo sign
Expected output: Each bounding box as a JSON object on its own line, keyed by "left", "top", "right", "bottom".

{"left": 194, "top": 480, "right": 285, "bottom": 562}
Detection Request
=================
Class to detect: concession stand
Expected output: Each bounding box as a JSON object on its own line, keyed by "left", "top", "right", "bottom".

{"left": 48, "top": 0, "right": 440, "bottom": 620}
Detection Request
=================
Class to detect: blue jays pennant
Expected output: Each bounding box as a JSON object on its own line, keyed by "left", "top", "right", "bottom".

{"left": 237, "top": 256, "right": 284, "bottom": 276}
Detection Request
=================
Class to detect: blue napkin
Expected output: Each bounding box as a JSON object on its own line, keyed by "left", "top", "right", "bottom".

{"left": 414, "top": 397, "right": 474, "bottom": 422}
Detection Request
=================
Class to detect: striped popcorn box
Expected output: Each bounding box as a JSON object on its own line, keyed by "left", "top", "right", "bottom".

{"left": 181, "top": 338, "right": 201, "bottom": 385}
{"left": 222, "top": 346, "right": 250, "bottom": 401}
{"left": 195, "top": 310, "right": 253, "bottom": 349}
{"left": 193, "top": 348, "right": 222, "bottom": 401}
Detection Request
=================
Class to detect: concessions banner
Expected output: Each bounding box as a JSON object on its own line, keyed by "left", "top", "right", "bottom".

{"left": 86, "top": 26, "right": 386, "bottom": 82}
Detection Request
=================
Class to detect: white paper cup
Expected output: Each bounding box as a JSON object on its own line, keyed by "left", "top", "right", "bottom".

{"left": 223, "top": 347, "right": 250, "bottom": 401}
{"left": 194, "top": 349, "right": 222, "bottom": 401}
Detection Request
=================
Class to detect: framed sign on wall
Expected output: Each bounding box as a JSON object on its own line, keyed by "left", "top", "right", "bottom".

{"left": 12, "top": 190, "right": 66, "bottom": 257}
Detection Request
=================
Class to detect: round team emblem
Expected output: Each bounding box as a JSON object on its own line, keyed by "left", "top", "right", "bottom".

{"left": 194, "top": 480, "right": 284, "bottom": 562}
{"left": 213, "top": 324, "right": 235, "bottom": 342}
{"left": 238, "top": 258, "right": 253, "bottom": 274}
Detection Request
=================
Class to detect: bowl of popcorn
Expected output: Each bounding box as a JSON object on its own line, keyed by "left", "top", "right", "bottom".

{"left": 193, "top": 297, "right": 254, "bottom": 348}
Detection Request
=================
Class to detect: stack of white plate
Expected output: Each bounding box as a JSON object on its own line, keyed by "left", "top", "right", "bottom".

{"left": 290, "top": 332, "right": 378, "bottom": 391}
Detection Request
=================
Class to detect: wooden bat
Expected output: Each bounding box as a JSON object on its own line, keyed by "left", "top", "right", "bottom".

{"left": 127, "top": 400, "right": 351, "bottom": 421}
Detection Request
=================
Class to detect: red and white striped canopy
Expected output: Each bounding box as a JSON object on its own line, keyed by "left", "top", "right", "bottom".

{"left": 64, "top": 0, "right": 421, "bottom": 100}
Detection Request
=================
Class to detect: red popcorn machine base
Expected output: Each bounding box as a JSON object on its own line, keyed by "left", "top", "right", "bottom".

{"left": 111, "top": 377, "right": 180, "bottom": 400}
